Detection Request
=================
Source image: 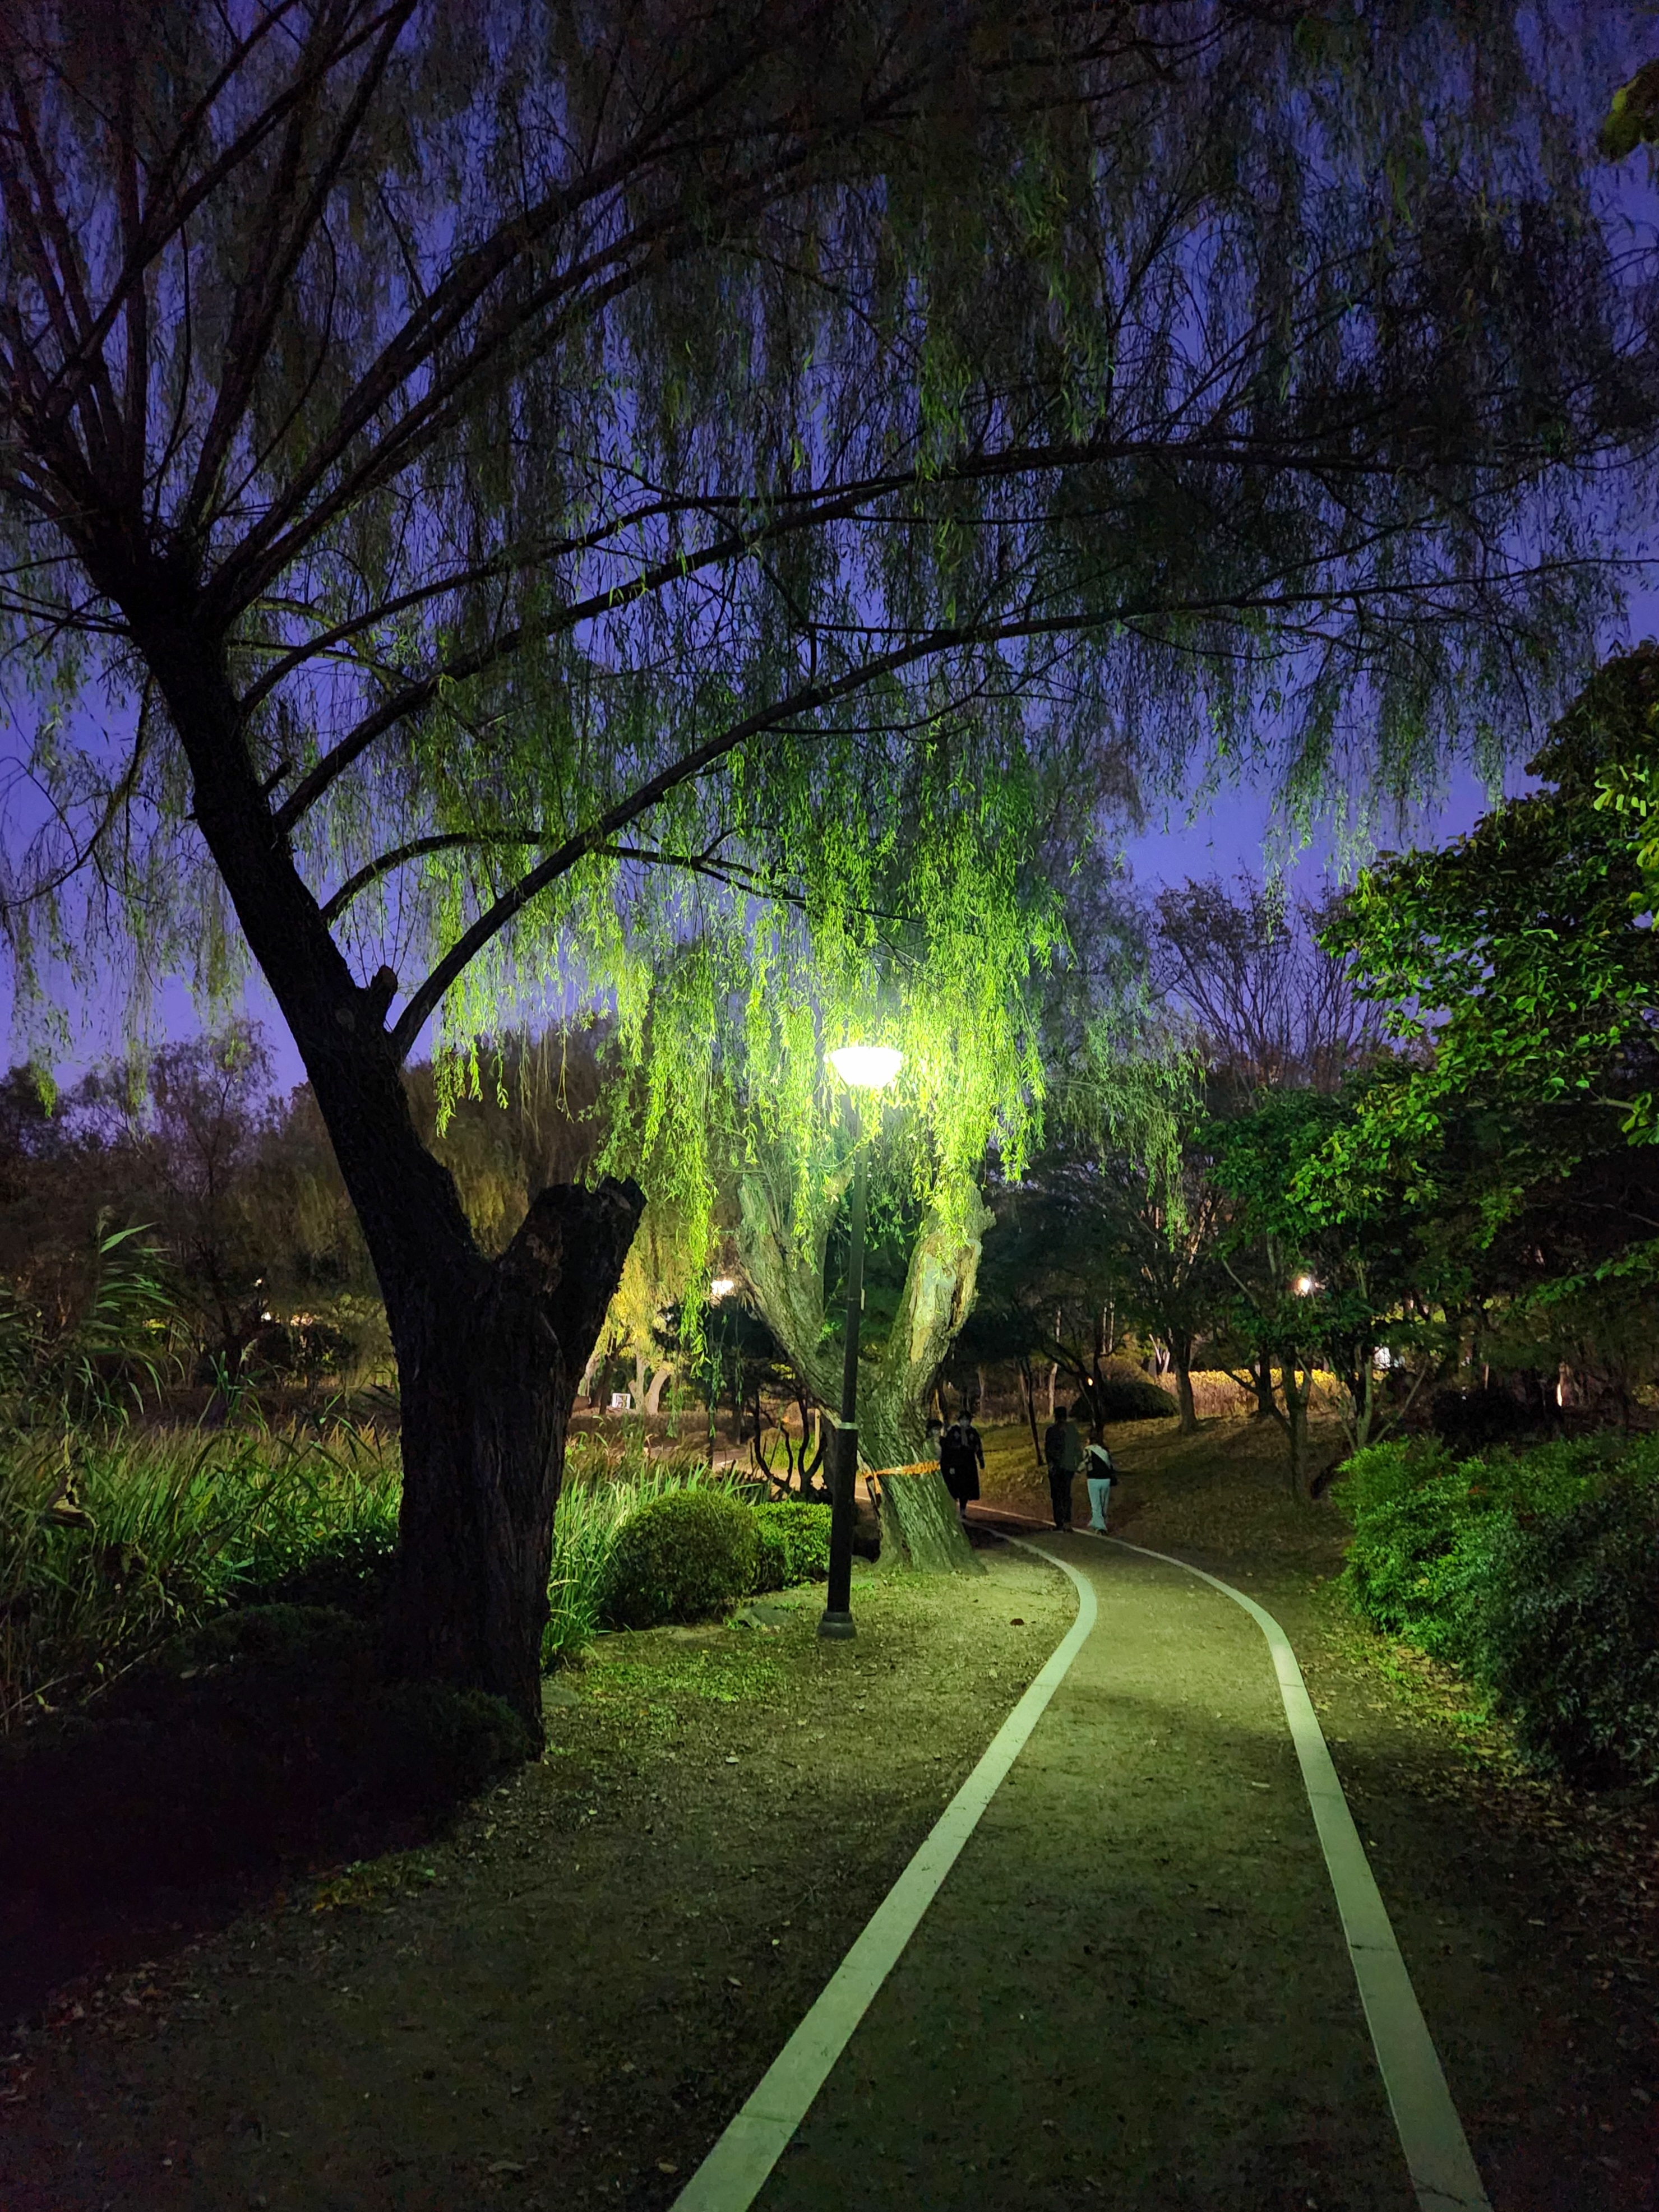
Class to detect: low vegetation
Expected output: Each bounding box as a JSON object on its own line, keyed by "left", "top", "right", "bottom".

{"left": 0, "top": 1420, "right": 400, "bottom": 1729}
{"left": 1335, "top": 1435, "right": 1659, "bottom": 1788}
{"left": 3, "top": 1422, "right": 832, "bottom": 1734}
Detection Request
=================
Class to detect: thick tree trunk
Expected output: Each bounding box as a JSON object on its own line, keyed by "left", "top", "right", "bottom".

{"left": 389, "top": 1180, "right": 643, "bottom": 1730}
{"left": 875, "top": 1467, "right": 979, "bottom": 1574}
{"left": 736, "top": 1151, "right": 986, "bottom": 1568}
{"left": 132, "top": 610, "right": 645, "bottom": 1735}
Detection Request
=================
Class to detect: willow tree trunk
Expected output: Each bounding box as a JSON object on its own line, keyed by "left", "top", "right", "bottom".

{"left": 389, "top": 1181, "right": 643, "bottom": 1725}
{"left": 736, "top": 1155, "right": 987, "bottom": 1570}
{"left": 134, "top": 607, "right": 644, "bottom": 1737}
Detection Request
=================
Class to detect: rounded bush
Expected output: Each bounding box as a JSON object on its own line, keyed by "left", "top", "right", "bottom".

{"left": 367, "top": 1681, "right": 536, "bottom": 1801}
{"left": 601, "top": 1488, "right": 760, "bottom": 1629}
{"left": 1095, "top": 1375, "right": 1178, "bottom": 1422}
{"left": 239, "top": 1527, "right": 398, "bottom": 1616}
{"left": 751, "top": 1501, "right": 832, "bottom": 1592}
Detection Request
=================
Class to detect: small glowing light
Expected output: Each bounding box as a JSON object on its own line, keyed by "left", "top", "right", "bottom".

{"left": 1293, "top": 1274, "right": 1318, "bottom": 1296}
{"left": 828, "top": 1044, "right": 904, "bottom": 1090}
{"left": 710, "top": 1277, "right": 737, "bottom": 1301}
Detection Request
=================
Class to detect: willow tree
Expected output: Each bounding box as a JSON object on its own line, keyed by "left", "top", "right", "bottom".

{"left": 597, "top": 744, "right": 1063, "bottom": 1514}
{"left": 2, "top": 2, "right": 1653, "bottom": 1727}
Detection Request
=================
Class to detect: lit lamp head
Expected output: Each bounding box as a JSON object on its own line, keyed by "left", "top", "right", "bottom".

{"left": 827, "top": 1044, "right": 904, "bottom": 1091}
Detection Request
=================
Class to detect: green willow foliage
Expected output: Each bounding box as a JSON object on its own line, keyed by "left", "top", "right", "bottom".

{"left": 594, "top": 743, "right": 1062, "bottom": 1297}
{"left": 0, "top": 1, "right": 1653, "bottom": 1252}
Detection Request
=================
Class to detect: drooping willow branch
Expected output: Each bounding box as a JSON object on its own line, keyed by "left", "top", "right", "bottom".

{"left": 322, "top": 830, "right": 833, "bottom": 924}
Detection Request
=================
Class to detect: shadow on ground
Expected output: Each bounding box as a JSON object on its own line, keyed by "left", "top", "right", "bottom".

{"left": 0, "top": 1603, "right": 530, "bottom": 2022}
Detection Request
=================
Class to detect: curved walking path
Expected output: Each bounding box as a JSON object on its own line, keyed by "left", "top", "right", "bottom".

{"left": 680, "top": 1531, "right": 1487, "bottom": 2212}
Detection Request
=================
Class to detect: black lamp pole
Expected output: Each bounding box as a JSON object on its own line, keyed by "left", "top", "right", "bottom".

{"left": 819, "top": 1112, "right": 867, "bottom": 1641}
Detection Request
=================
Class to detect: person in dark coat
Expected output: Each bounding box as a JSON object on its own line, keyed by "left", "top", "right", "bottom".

{"left": 939, "top": 1415, "right": 985, "bottom": 1524}
{"left": 1043, "top": 1402, "right": 1083, "bottom": 1529}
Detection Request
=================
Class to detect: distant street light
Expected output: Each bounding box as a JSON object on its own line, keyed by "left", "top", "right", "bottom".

{"left": 819, "top": 1043, "right": 904, "bottom": 1640}
{"left": 1293, "top": 1273, "right": 1319, "bottom": 1296}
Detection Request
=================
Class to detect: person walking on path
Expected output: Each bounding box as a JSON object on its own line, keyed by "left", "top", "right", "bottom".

{"left": 939, "top": 1413, "right": 985, "bottom": 1525}
{"left": 1042, "top": 1401, "right": 1083, "bottom": 1529}
{"left": 1083, "top": 1428, "right": 1116, "bottom": 1532}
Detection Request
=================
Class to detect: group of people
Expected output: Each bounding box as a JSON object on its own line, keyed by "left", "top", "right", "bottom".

{"left": 933, "top": 1398, "right": 1116, "bottom": 1534}
{"left": 1042, "top": 1402, "right": 1116, "bottom": 1533}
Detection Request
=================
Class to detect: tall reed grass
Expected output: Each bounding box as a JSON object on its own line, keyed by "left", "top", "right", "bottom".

{"left": 1, "top": 1420, "right": 744, "bottom": 1724}
{"left": 0, "top": 1423, "right": 400, "bottom": 1730}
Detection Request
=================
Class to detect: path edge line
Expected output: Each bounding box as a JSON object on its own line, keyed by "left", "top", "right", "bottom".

{"left": 1102, "top": 1533, "right": 1491, "bottom": 2212}
{"left": 669, "top": 1544, "right": 1097, "bottom": 2212}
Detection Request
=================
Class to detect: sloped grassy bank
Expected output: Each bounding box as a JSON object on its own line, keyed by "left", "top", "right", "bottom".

{"left": 1335, "top": 1432, "right": 1659, "bottom": 1789}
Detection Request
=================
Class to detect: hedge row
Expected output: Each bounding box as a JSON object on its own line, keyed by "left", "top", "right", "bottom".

{"left": 1334, "top": 1433, "right": 1659, "bottom": 1788}
{"left": 600, "top": 1491, "right": 831, "bottom": 1631}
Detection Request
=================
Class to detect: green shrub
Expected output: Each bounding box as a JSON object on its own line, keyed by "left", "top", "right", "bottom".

{"left": 240, "top": 1525, "right": 397, "bottom": 1614}
{"left": 1335, "top": 1432, "right": 1659, "bottom": 1785}
{"left": 751, "top": 1501, "right": 831, "bottom": 1591}
{"left": 150, "top": 1601, "right": 372, "bottom": 1678}
{"left": 1096, "top": 1375, "right": 1178, "bottom": 1422}
{"left": 600, "top": 1488, "right": 760, "bottom": 1629}
{"left": 368, "top": 1679, "right": 536, "bottom": 1801}
{"left": 542, "top": 1447, "right": 721, "bottom": 1664}
{"left": 0, "top": 1423, "right": 401, "bottom": 1730}
{"left": 1475, "top": 1477, "right": 1659, "bottom": 1785}
{"left": 0, "top": 1603, "right": 533, "bottom": 1906}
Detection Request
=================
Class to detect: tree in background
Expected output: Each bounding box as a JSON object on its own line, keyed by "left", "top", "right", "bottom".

{"left": 3, "top": 4, "right": 1654, "bottom": 1720}
{"left": 1302, "top": 647, "right": 1659, "bottom": 1425}
{"left": 1153, "top": 878, "right": 1388, "bottom": 1103}
{"left": 87, "top": 1027, "right": 278, "bottom": 1379}
{"left": 1207, "top": 1085, "right": 1454, "bottom": 1483}
{"left": 1328, "top": 648, "right": 1659, "bottom": 1164}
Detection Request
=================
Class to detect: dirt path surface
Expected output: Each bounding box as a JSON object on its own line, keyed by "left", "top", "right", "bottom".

{"left": 748, "top": 1531, "right": 1413, "bottom": 2212}
{"left": 5, "top": 1423, "right": 1657, "bottom": 2211}
{"left": 0, "top": 1552, "right": 1073, "bottom": 2211}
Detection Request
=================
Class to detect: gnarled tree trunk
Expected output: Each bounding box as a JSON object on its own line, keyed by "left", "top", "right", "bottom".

{"left": 736, "top": 1150, "right": 987, "bottom": 1570}
{"left": 389, "top": 1181, "right": 643, "bottom": 1726}
{"left": 137, "top": 613, "right": 644, "bottom": 1737}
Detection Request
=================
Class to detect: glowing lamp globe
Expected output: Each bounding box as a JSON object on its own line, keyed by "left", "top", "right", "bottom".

{"left": 827, "top": 1044, "right": 903, "bottom": 1090}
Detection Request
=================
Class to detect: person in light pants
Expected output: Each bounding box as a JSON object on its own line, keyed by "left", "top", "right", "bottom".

{"left": 1084, "top": 1432, "right": 1115, "bottom": 1532}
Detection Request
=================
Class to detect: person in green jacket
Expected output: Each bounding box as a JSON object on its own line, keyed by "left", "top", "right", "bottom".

{"left": 1042, "top": 1403, "right": 1083, "bottom": 1530}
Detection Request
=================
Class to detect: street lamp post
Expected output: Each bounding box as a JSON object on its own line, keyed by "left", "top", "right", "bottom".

{"left": 819, "top": 1044, "right": 903, "bottom": 1641}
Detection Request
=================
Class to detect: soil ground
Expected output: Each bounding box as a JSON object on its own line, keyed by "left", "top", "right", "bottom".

{"left": 3, "top": 1417, "right": 1657, "bottom": 2210}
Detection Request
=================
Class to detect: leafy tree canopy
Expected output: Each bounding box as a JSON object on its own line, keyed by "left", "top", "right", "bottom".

{"left": 1313, "top": 649, "right": 1659, "bottom": 1240}
{"left": 1, "top": 0, "right": 1653, "bottom": 1251}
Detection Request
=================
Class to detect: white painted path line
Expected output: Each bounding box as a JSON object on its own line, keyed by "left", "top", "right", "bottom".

{"left": 669, "top": 1543, "right": 1097, "bottom": 2212}
{"left": 1099, "top": 1533, "right": 1492, "bottom": 2212}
